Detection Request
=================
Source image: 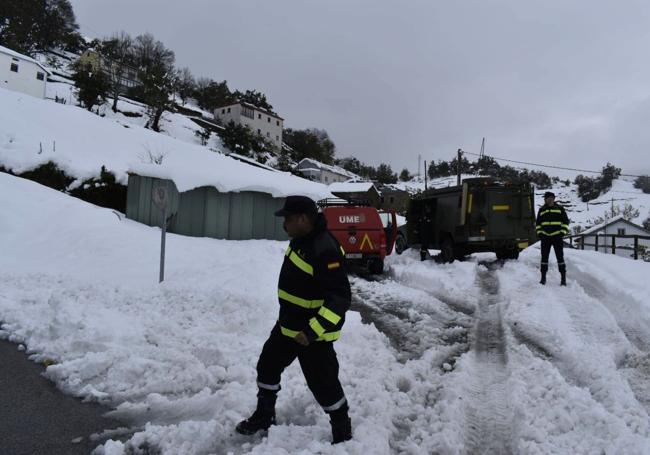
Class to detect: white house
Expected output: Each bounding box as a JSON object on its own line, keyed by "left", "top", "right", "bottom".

{"left": 576, "top": 215, "right": 650, "bottom": 259}
{"left": 0, "top": 45, "right": 51, "bottom": 99}
{"left": 295, "top": 158, "right": 359, "bottom": 184}
{"left": 214, "top": 101, "right": 284, "bottom": 148}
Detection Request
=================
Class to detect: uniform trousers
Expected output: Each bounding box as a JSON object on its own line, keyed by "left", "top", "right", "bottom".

{"left": 540, "top": 235, "right": 565, "bottom": 272}
{"left": 256, "top": 323, "right": 347, "bottom": 412}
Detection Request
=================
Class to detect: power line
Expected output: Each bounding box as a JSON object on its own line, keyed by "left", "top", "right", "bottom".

{"left": 461, "top": 150, "right": 644, "bottom": 178}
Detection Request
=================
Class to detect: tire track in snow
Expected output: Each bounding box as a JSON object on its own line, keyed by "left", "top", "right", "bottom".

{"left": 463, "top": 262, "right": 515, "bottom": 455}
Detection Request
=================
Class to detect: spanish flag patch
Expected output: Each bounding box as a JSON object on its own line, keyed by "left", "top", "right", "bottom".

{"left": 327, "top": 261, "right": 341, "bottom": 270}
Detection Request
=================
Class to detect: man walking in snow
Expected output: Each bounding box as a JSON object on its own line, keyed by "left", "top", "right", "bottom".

{"left": 536, "top": 191, "right": 570, "bottom": 286}
{"left": 236, "top": 195, "right": 353, "bottom": 444}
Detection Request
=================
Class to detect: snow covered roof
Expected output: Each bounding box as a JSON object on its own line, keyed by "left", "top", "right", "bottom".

{"left": 329, "top": 181, "right": 377, "bottom": 193}
{"left": 0, "top": 87, "right": 331, "bottom": 201}
{"left": 580, "top": 215, "right": 650, "bottom": 235}
{"left": 0, "top": 45, "right": 52, "bottom": 75}
{"left": 297, "top": 158, "right": 359, "bottom": 180}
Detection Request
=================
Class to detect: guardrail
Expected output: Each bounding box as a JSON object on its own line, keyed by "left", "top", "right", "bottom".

{"left": 565, "top": 233, "right": 650, "bottom": 260}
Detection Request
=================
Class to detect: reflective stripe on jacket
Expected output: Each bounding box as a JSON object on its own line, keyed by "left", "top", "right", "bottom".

{"left": 277, "top": 213, "right": 351, "bottom": 342}
{"left": 536, "top": 204, "right": 570, "bottom": 237}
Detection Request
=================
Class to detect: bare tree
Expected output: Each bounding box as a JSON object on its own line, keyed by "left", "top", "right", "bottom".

{"left": 176, "top": 67, "right": 195, "bottom": 106}
{"left": 131, "top": 33, "right": 176, "bottom": 132}
{"left": 100, "top": 31, "right": 133, "bottom": 112}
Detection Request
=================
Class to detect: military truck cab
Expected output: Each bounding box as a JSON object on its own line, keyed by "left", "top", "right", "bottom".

{"left": 403, "top": 178, "right": 536, "bottom": 262}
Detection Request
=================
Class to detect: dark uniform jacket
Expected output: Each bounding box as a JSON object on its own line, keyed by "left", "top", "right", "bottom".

{"left": 536, "top": 204, "right": 570, "bottom": 237}
{"left": 277, "top": 213, "right": 351, "bottom": 343}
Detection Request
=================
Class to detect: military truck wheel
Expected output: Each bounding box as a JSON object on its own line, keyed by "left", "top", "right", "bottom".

{"left": 369, "top": 258, "right": 384, "bottom": 274}
{"left": 440, "top": 237, "right": 455, "bottom": 263}
{"left": 395, "top": 233, "right": 407, "bottom": 255}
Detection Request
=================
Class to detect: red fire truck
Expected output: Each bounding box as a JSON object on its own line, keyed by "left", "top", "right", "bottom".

{"left": 318, "top": 199, "right": 397, "bottom": 274}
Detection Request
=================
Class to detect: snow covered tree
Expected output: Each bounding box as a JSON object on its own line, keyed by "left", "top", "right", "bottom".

{"left": 0, "top": 0, "right": 82, "bottom": 54}
{"left": 643, "top": 214, "right": 650, "bottom": 231}
{"left": 218, "top": 121, "right": 274, "bottom": 161}
{"left": 336, "top": 157, "right": 362, "bottom": 175}
{"left": 71, "top": 59, "right": 109, "bottom": 112}
{"left": 130, "top": 33, "right": 176, "bottom": 132}
{"left": 376, "top": 163, "right": 397, "bottom": 184}
{"left": 284, "top": 128, "right": 336, "bottom": 164}
{"left": 232, "top": 89, "right": 274, "bottom": 113}
{"left": 194, "top": 78, "right": 232, "bottom": 112}
{"left": 99, "top": 32, "right": 134, "bottom": 112}
{"left": 634, "top": 175, "right": 650, "bottom": 194}
{"left": 399, "top": 168, "right": 411, "bottom": 182}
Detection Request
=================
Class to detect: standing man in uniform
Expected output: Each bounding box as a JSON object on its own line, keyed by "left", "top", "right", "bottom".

{"left": 536, "top": 191, "right": 570, "bottom": 286}
{"left": 236, "top": 196, "right": 353, "bottom": 444}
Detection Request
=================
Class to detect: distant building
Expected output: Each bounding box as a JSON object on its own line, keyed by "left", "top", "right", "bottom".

{"left": 78, "top": 49, "right": 140, "bottom": 94}
{"left": 0, "top": 45, "right": 51, "bottom": 98}
{"left": 214, "top": 101, "right": 284, "bottom": 148}
{"left": 576, "top": 215, "right": 650, "bottom": 259}
{"left": 328, "top": 181, "right": 382, "bottom": 208}
{"left": 377, "top": 184, "right": 410, "bottom": 214}
{"left": 296, "top": 158, "right": 358, "bottom": 184}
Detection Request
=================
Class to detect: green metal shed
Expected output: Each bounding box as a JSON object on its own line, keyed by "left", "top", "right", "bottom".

{"left": 126, "top": 174, "right": 288, "bottom": 241}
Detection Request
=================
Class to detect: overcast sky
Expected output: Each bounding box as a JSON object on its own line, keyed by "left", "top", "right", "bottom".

{"left": 69, "top": 0, "right": 650, "bottom": 176}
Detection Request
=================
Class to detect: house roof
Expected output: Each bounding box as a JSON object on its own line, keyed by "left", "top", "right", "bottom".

{"left": 329, "top": 182, "right": 378, "bottom": 194}
{"left": 215, "top": 100, "right": 284, "bottom": 121}
{"left": 580, "top": 215, "right": 650, "bottom": 235}
{"left": 297, "top": 158, "right": 359, "bottom": 180}
{"left": 0, "top": 45, "right": 52, "bottom": 75}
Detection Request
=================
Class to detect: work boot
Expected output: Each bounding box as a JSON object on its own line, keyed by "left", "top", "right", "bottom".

{"left": 236, "top": 391, "right": 277, "bottom": 435}
{"left": 329, "top": 403, "right": 352, "bottom": 444}
{"left": 559, "top": 263, "right": 567, "bottom": 286}
{"left": 540, "top": 271, "right": 546, "bottom": 285}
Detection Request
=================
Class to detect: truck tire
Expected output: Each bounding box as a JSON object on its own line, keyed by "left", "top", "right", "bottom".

{"left": 440, "top": 237, "right": 455, "bottom": 264}
{"left": 496, "top": 249, "right": 519, "bottom": 260}
{"left": 395, "top": 233, "right": 407, "bottom": 255}
{"left": 369, "top": 258, "right": 384, "bottom": 274}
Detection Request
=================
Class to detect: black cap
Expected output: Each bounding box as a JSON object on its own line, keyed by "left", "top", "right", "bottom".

{"left": 274, "top": 195, "right": 318, "bottom": 217}
{"left": 543, "top": 191, "right": 556, "bottom": 199}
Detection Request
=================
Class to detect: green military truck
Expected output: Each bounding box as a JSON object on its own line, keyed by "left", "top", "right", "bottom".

{"left": 395, "top": 178, "right": 536, "bottom": 262}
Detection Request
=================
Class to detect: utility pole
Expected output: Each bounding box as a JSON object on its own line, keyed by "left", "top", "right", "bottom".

{"left": 424, "top": 160, "right": 427, "bottom": 191}
{"left": 457, "top": 148, "right": 463, "bottom": 186}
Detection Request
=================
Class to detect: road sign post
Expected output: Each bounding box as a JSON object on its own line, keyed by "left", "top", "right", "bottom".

{"left": 152, "top": 186, "right": 169, "bottom": 283}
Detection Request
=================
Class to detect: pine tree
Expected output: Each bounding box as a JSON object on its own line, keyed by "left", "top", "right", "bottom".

{"left": 376, "top": 163, "right": 397, "bottom": 184}
{"left": 399, "top": 168, "right": 411, "bottom": 182}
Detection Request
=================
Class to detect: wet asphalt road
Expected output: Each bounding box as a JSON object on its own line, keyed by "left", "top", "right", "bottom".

{"left": 0, "top": 339, "right": 122, "bottom": 455}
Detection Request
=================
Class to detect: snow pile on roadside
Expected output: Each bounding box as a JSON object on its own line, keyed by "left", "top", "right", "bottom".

{"left": 0, "top": 87, "right": 330, "bottom": 200}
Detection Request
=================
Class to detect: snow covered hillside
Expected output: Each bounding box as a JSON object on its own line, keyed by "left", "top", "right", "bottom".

{"left": 2, "top": 170, "right": 650, "bottom": 454}
{"left": 0, "top": 87, "right": 330, "bottom": 200}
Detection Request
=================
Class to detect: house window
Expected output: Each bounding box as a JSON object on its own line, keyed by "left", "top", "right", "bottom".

{"left": 257, "top": 129, "right": 261, "bottom": 134}
{"left": 325, "top": 176, "right": 329, "bottom": 182}
{"left": 222, "top": 109, "right": 225, "bottom": 114}
{"left": 227, "top": 107, "right": 231, "bottom": 113}
{"left": 242, "top": 106, "right": 254, "bottom": 119}
{"left": 258, "top": 113, "right": 261, "bottom": 119}
{"left": 10, "top": 63, "right": 18, "bottom": 72}
{"left": 617, "top": 228, "right": 626, "bottom": 235}
{"left": 267, "top": 117, "right": 270, "bottom": 123}
{"left": 276, "top": 120, "right": 280, "bottom": 126}
{"left": 266, "top": 132, "right": 270, "bottom": 137}
{"left": 276, "top": 135, "right": 279, "bottom": 141}
{"left": 36, "top": 72, "right": 45, "bottom": 81}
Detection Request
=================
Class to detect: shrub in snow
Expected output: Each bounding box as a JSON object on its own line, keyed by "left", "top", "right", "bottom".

{"left": 14, "top": 161, "right": 75, "bottom": 191}
{"left": 69, "top": 166, "right": 127, "bottom": 212}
